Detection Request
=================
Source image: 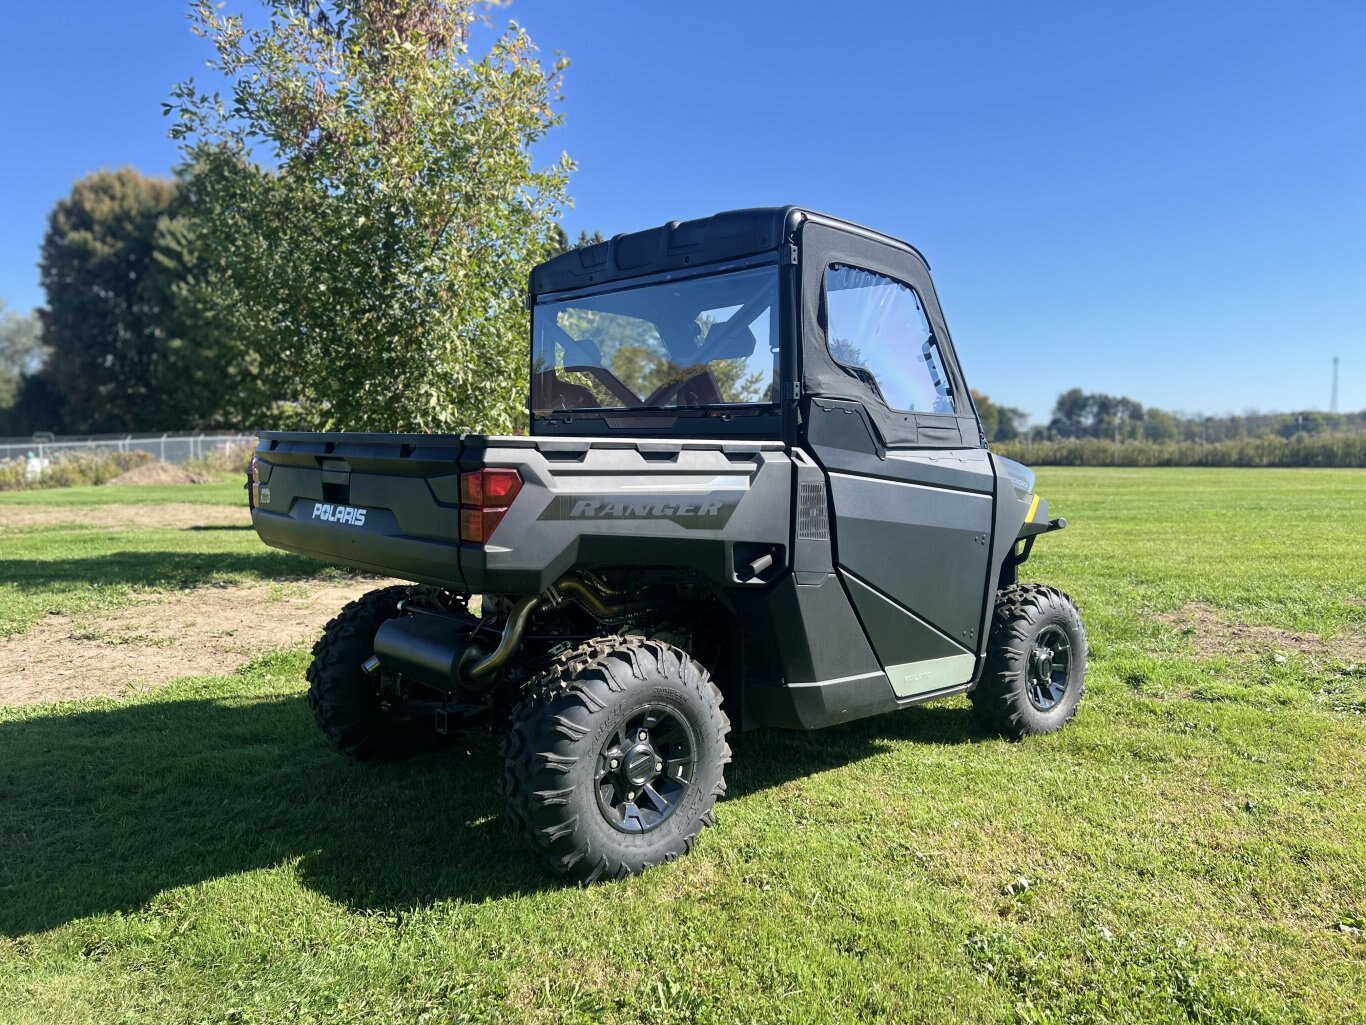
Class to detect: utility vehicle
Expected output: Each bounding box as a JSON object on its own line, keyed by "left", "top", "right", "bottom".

{"left": 249, "top": 207, "right": 1087, "bottom": 881}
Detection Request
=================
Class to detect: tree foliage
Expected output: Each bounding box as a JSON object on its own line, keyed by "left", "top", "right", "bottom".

{"left": 0, "top": 300, "right": 45, "bottom": 414}
{"left": 35, "top": 169, "right": 242, "bottom": 433}
{"left": 169, "top": 0, "right": 572, "bottom": 432}
{"left": 970, "top": 389, "right": 1026, "bottom": 442}
{"left": 1040, "top": 388, "right": 1366, "bottom": 445}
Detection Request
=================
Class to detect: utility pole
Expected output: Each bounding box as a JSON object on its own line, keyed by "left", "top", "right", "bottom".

{"left": 1331, "top": 356, "right": 1339, "bottom": 413}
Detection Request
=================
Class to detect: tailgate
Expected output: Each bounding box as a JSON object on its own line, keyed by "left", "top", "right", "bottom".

{"left": 249, "top": 431, "right": 467, "bottom": 589}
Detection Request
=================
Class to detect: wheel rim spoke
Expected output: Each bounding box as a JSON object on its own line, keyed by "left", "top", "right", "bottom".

{"left": 1027, "top": 626, "right": 1074, "bottom": 711}
{"left": 595, "top": 703, "right": 696, "bottom": 835}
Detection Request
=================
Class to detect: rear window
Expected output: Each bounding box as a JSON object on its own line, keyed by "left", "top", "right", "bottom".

{"left": 532, "top": 266, "right": 779, "bottom": 415}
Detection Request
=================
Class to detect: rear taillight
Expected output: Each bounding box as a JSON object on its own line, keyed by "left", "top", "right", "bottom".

{"left": 248, "top": 454, "right": 261, "bottom": 506}
{"left": 459, "top": 468, "right": 522, "bottom": 544}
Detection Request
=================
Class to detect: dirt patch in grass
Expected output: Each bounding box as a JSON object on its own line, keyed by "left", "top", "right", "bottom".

{"left": 107, "top": 462, "right": 216, "bottom": 486}
{"left": 0, "top": 578, "right": 401, "bottom": 705}
{"left": 0, "top": 503, "right": 251, "bottom": 531}
{"left": 1157, "top": 602, "right": 1366, "bottom": 661}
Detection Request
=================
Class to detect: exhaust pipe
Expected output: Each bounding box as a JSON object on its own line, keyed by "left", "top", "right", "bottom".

{"left": 373, "top": 575, "right": 655, "bottom": 693}
{"left": 458, "top": 594, "right": 541, "bottom": 688}
{"left": 552, "top": 576, "right": 654, "bottom": 622}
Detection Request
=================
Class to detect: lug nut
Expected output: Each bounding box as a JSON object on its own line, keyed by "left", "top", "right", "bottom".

{"left": 638, "top": 730, "right": 648, "bottom": 741}
{"left": 627, "top": 791, "right": 636, "bottom": 802}
{"left": 655, "top": 760, "right": 663, "bottom": 772}
{"left": 609, "top": 758, "right": 619, "bottom": 769}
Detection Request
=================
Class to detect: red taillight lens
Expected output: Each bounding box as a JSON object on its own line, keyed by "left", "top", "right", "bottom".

{"left": 460, "top": 506, "right": 511, "bottom": 544}
{"left": 249, "top": 454, "right": 261, "bottom": 484}
{"left": 460, "top": 468, "right": 522, "bottom": 506}
{"left": 459, "top": 468, "right": 522, "bottom": 544}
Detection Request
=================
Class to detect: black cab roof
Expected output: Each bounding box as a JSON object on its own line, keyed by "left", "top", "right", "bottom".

{"left": 530, "top": 206, "right": 929, "bottom": 297}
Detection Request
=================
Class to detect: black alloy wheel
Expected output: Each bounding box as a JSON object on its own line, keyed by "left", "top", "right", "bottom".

{"left": 595, "top": 704, "right": 697, "bottom": 834}
{"left": 503, "top": 636, "right": 730, "bottom": 882}
{"left": 1026, "top": 624, "right": 1073, "bottom": 712}
{"left": 972, "top": 583, "right": 1088, "bottom": 739}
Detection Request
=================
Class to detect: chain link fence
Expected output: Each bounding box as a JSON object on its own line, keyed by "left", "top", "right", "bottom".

{"left": 0, "top": 433, "right": 258, "bottom": 465}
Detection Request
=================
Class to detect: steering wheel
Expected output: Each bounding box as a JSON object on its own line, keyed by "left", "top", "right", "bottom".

{"left": 563, "top": 363, "right": 641, "bottom": 408}
{"left": 644, "top": 367, "right": 709, "bottom": 407}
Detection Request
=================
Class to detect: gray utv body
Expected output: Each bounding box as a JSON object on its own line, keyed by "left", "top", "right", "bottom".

{"left": 250, "top": 207, "right": 1064, "bottom": 733}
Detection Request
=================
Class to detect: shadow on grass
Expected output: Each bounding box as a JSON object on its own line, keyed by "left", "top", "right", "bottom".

{"left": 727, "top": 704, "right": 980, "bottom": 798}
{"left": 0, "top": 692, "right": 980, "bottom": 936}
{"left": 0, "top": 549, "right": 328, "bottom": 589}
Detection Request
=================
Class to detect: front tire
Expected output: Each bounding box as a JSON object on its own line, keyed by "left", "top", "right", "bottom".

{"left": 972, "top": 583, "right": 1087, "bottom": 740}
{"left": 503, "top": 637, "right": 731, "bottom": 882}
{"left": 307, "top": 585, "right": 453, "bottom": 761}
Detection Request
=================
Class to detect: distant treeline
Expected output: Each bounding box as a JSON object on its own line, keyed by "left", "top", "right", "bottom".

{"left": 994, "top": 434, "right": 1366, "bottom": 468}
{"left": 974, "top": 388, "right": 1366, "bottom": 445}
{"left": 971, "top": 387, "right": 1366, "bottom": 466}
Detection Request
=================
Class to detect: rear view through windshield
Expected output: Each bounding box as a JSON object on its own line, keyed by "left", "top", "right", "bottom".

{"left": 531, "top": 266, "right": 779, "bottom": 417}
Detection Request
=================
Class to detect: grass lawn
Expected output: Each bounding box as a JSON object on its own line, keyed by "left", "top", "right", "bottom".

{"left": 0, "top": 480, "right": 339, "bottom": 638}
{"left": 1, "top": 467, "right": 1363, "bottom": 1024}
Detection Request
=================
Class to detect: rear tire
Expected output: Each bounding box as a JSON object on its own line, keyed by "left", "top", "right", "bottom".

{"left": 307, "top": 585, "right": 453, "bottom": 761}
{"left": 972, "top": 583, "right": 1087, "bottom": 740}
{"left": 503, "top": 637, "right": 731, "bottom": 882}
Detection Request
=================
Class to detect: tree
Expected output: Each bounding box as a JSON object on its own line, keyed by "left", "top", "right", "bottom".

{"left": 1047, "top": 389, "right": 1145, "bottom": 439}
{"left": 1049, "top": 387, "right": 1086, "bottom": 437}
{"left": 0, "top": 375, "right": 65, "bottom": 436}
{"left": 36, "top": 168, "right": 246, "bottom": 432}
{"left": 1141, "top": 407, "right": 1180, "bottom": 442}
{"left": 170, "top": 0, "right": 572, "bottom": 433}
{"left": 0, "top": 300, "right": 45, "bottom": 377}
{"left": 39, "top": 170, "right": 181, "bottom": 432}
{"left": 0, "top": 300, "right": 46, "bottom": 413}
{"left": 547, "top": 228, "right": 605, "bottom": 257}
{"left": 970, "top": 389, "right": 1027, "bottom": 442}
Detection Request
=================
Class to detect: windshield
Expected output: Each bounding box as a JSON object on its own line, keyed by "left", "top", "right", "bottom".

{"left": 531, "top": 266, "right": 779, "bottom": 417}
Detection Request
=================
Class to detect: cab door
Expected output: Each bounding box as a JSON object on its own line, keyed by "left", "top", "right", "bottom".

{"left": 796, "top": 221, "right": 994, "bottom": 699}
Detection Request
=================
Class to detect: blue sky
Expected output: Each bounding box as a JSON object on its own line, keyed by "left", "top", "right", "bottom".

{"left": 1, "top": 1, "right": 1362, "bottom": 423}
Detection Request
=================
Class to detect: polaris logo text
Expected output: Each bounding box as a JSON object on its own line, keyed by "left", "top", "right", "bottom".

{"left": 311, "top": 502, "right": 367, "bottom": 527}
{"left": 539, "top": 491, "right": 741, "bottom": 529}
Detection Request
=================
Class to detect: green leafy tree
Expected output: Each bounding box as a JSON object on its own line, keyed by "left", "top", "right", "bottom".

{"left": 36, "top": 169, "right": 246, "bottom": 432}
{"left": 40, "top": 171, "right": 184, "bottom": 431}
{"left": 170, "top": 0, "right": 572, "bottom": 432}
{"left": 1049, "top": 387, "right": 1090, "bottom": 437}
{"left": 970, "top": 389, "right": 1027, "bottom": 442}
{"left": 546, "top": 228, "right": 606, "bottom": 257}
{"left": 1141, "top": 407, "right": 1180, "bottom": 442}
{"left": 39, "top": 170, "right": 178, "bottom": 431}
{"left": 0, "top": 300, "right": 46, "bottom": 413}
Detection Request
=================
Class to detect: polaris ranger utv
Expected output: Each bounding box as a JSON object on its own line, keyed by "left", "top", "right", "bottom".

{"left": 249, "top": 207, "right": 1086, "bottom": 881}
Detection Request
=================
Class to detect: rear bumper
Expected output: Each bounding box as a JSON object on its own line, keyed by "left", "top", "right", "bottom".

{"left": 251, "top": 507, "right": 463, "bottom": 588}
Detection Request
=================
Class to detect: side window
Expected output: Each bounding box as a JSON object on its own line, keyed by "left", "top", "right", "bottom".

{"left": 824, "top": 264, "right": 955, "bottom": 414}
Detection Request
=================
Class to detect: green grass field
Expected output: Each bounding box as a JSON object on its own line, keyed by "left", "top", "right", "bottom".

{"left": 1, "top": 469, "right": 1363, "bottom": 1024}
{"left": 0, "top": 481, "right": 344, "bottom": 639}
